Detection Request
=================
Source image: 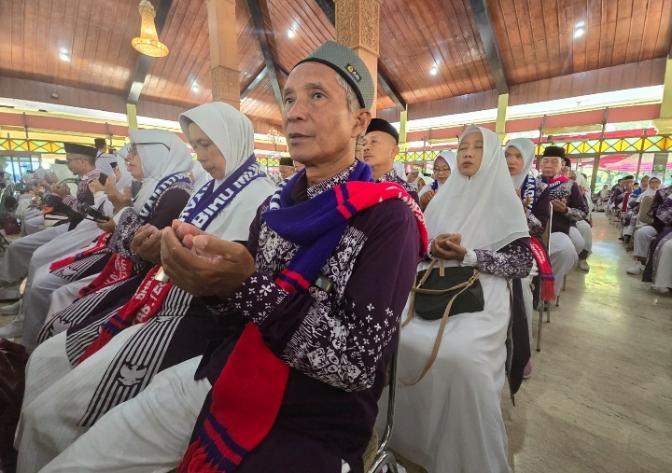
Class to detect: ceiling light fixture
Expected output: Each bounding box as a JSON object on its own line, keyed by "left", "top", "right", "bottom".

{"left": 288, "top": 28, "right": 296, "bottom": 39}
{"left": 191, "top": 83, "right": 199, "bottom": 93}
{"left": 574, "top": 27, "right": 585, "bottom": 39}
{"left": 576, "top": 20, "right": 585, "bottom": 28}
{"left": 132, "top": 0, "right": 169, "bottom": 58}
{"left": 430, "top": 66, "right": 438, "bottom": 76}
{"left": 59, "top": 53, "right": 70, "bottom": 62}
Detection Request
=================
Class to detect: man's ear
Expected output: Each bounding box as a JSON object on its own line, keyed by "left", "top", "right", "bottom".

{"left": 391, "top": 145, "right": 400, "bottom": 159}
{"left": 352, "top": 109, "right": 371, "bottom": 139}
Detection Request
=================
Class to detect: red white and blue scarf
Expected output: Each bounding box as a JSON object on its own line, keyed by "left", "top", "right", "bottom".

{"left": 178, "top": 160, "right": 427, "bottom": 473}
{"left": 543, "top": 174, "right": 568, "bottom": 191}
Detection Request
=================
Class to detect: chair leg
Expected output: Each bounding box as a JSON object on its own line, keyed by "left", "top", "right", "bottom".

{"left": 536, "top": 303, "right": 543, "bottom": 352}
{"left": 368, "top": 450, "right": 399, "bottom": 473}
{"left": 547, "top": 299, "right": 552, "bottom": 322}
{"left": 562, "top": 274, "right": 567, "bottom": 291}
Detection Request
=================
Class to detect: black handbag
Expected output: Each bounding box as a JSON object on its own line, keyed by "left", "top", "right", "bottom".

{"left": 400, "top": 258, "right": 484, "bottom": 385}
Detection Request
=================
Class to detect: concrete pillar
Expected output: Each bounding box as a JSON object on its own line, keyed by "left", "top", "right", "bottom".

{"left": 334, "top": 0, "right": 381, "bottom": 116}
{"left": 206, "top": 0, "right": 240, "bottom": 109}
{"left": 399, "top": 109, "right": 408, "bottom": 151}
{"left": 496, "top": 93, "right": 509, "bottom": 142}
{"left": 126, "top": 103, "right": 138, "bottom": 130}
{"left": 653, "top": 58, "right": 672, "bottom": 134}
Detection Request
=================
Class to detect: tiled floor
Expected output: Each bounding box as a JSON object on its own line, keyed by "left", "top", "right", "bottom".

{"left": 502, "top": 214, "right": 672, "bottom": 473}
{"left": 1, "top": 216, "right": 671, "bottom": 472}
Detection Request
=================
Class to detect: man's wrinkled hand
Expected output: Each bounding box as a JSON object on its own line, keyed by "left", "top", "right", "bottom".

{"left": 551, "top": 199, "right": 568, "bottom": 214}
{"left": 52, "top": 183, "right": 71, "bottom": 198}
{"left": 171, "top": 220, "right": 208, "bottom": 250}
{"left": 161, "top": 228, "right": 257, "bottom": 299}
{"left": 131, "top": 224, "right": 162, "bottom": 263}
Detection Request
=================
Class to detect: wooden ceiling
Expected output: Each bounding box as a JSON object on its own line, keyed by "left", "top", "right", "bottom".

{"left": 488, "top": 0, "right": 672, "bottom": 86}
{"left": 1, "top": 0, "right": 671, "bottom": 129}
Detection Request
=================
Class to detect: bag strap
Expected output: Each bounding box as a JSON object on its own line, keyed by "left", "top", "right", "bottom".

{"left": 400, "top": 262, "right": 480, "bottom": 386}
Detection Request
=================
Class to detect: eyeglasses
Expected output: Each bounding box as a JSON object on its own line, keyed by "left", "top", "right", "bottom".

{"left": 434, "top": 167, "right": 450, "bottom": 173}
{"left": 65, "top": 157, "right": 83, "bottom": 164}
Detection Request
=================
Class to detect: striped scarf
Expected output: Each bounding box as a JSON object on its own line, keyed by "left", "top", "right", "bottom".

{"left": 76, "top": 158, "right": 263, "bottom": 365}
{"left": 48, "top": 172, "right": 190, "bottom": 274}
{"left": 520, "top": 173, "right": 537, "bottom": 212}
{"left": 178, "top": 160, "right": 427, "bottom": 473}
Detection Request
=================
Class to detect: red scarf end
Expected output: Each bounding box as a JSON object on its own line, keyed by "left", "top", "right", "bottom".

{"left": 541, "top": 280, "right": 556, "bottom": 302}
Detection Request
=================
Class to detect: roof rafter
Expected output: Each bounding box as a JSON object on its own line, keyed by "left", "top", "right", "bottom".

{"left": 240, "top": 65, "right": 268, "bottom": 100}
{"left": 247, "top": 0, "right": 284, "bottom": 113}
{"left": 466, "top": 0, "right": 509, "bottom": 94}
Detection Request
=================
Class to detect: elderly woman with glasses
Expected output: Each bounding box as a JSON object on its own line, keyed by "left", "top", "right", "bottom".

{"left": 419, "top": 152, "right": 455, "bottom": 211}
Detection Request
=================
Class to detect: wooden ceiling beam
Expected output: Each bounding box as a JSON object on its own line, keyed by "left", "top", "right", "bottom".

{"left": 127, "top": 0, "right": 174, "bottom": 104}
{"left": 241, "top": 65, "right": 268, "bottom": 100}
{"left": 314, "top": 0, "right": 336, "bottom": 24}
{"left": 314, "top": 0, "right": 406, "bottom": 111}
{"left": 467, "top": 0, "right": 508, "bottom": 94}
{"left": 378, "top": 70, "right": 406, "bottom": 111}
{"left": 247, "top": 0, "right": 284, "bottom": 113}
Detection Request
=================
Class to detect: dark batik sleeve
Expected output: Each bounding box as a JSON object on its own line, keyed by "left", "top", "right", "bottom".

{"left": 473, "top": 238, "right": 533, "bottom": 279}
{"left": 230, "top": 201, "right": 419, "bottom": 392}
{"left": 62, "top": 180, "right": 95, "bottom": 212}
{"left": 107, "top": 187, "right": 191, "bottom": 263}
{"left": 564, "top": 183, "right": 589, "bottom": 222}
{"left": 656, "top": 197, "right": 672, "bottom": 225}
{"left": 648, "top": 190, "right": 665, "bottom": 219}
{"left": 528, "top": 186, "right": 550, "bottom": 237}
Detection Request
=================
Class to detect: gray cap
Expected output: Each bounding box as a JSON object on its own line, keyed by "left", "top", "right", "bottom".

{"left": 294, "top": 41, "right": 374, "bottom": 110}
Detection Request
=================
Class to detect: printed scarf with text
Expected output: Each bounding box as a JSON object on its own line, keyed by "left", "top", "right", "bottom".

{"left": 76, "top": 155, "right": 264, "bottom": 365}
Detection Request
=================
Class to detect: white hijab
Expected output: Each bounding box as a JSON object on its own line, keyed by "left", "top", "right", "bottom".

{"left": 418, "top": 152, "right": 455, "bottom": 197}
{"left": 178, "top": 102, "right": 275, "bottom": 241}
{"left": 424, "top": 125, "right": 529, "bottom": 253}
{"left": 393, "top": 161, "right": 407, "bottom": 181}
{"left": 505, "top": 138, "right": 536, "bottom": 189}
{"left": 129, "top": 129, "right": 194, "bottom": 215}
{"left": 179, "top": 102, "right": 255, "bottom": 189}
{"left": 111, "top": 144, "right": 134, "bottom": 192}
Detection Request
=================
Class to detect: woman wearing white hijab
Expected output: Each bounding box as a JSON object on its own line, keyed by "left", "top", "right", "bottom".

{"left": 416, "top": 175, "right": 432, "bottom": 193}
{"left": 18, "top": 103, "right": 276, "bottom": 473}
{"left": 418, "top": 151, "right": 455, "bottom": 210}
{"left": 505, "top": 138, "right": 552, "bottom": 378}
{"left": 17, "top": 131, "right": 194, "bottom": 354}
{"left": 384, "top": 126, "right": 532, "bottom": 473}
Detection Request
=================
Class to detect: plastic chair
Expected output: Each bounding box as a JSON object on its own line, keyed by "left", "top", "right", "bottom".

{"left": 536, "top": 204, "right": 553, "bottom": 352}
{"left": 364, "top": 351, "right": 399, "bottom": 473}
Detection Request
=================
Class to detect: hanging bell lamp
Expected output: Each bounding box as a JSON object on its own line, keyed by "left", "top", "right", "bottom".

{"left": 131, "top": 0, "right": 169, "bottom": 58}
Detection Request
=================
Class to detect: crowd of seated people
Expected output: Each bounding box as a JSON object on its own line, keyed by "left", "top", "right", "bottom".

{"left": 0, "top": 40, "right": 609, "bottom": 473}
{"left": 622, "top": 173, "right": 672, "bottom": 293}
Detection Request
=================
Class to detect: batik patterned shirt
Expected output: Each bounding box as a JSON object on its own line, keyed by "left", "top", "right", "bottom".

{"left": 198, "top": 162, "right": 421, "bottom": 470}
{"left": 538, "top": 176, "right": 588, "bottom": 234}
{"left": 62, "top": 169, "right": 99, "bottom": 212}
{"left": 377, "top": 167, "right": 419, "bottom": 203}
